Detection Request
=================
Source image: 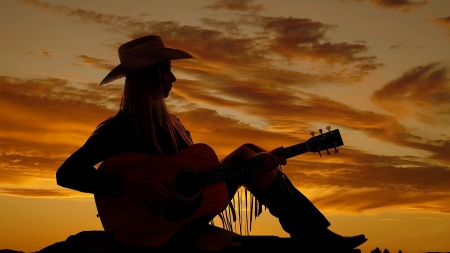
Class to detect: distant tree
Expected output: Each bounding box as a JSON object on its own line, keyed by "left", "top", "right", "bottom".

{"left": 383, "top": 249, "right": 390, "bottom": 253}
{"left": 371, "top": 247, "right": 382, "bottom": 253}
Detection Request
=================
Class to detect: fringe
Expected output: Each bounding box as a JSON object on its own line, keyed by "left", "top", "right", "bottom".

{"left": 214, "top": 188, "right": 263, "bottom": 235}
{"left": 213, "top": 165, "right": 282, "bottom": 235}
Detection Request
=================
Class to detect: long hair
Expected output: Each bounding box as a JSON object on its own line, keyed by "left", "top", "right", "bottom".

{"left": 120, "top": 63, "right": 192, "bottom": 154}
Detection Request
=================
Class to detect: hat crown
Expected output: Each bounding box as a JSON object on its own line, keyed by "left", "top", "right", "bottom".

{"left": 118, "top": 35, "right": 165, "bottom": 63}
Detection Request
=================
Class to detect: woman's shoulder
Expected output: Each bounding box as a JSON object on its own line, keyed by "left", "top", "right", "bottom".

{"left": 92, "top": 111, "right": 126, "bottom": 136}
{"left": 170, "top": 114, "right": 188, "bottom": 128}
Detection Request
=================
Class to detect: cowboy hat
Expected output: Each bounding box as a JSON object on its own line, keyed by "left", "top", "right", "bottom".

{"left": 99, "top": 35, "right": 193, "bottom": 85}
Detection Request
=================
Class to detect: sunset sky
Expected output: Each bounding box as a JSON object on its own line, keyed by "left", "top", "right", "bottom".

{"left": 1, "top": 0, "right": 450, "bottom": 252}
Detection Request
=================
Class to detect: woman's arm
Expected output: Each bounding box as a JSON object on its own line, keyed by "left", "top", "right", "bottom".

{"left": 56, "top": 131, "right": 174, "bottom": 204}
{"left": 56, "top": 133, "right": 125, "bottom": 195}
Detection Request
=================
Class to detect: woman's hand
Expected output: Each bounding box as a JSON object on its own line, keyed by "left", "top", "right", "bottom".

{"left": 256, "top": 146, "right": 287, "bottom": 173}
{"left": 123, "top": 177, "right": 174, "bottom": 206}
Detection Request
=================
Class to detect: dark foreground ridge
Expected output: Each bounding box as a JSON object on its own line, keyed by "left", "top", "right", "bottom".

{"left": 1, "top": 230, "right": 369, "bottom": 253}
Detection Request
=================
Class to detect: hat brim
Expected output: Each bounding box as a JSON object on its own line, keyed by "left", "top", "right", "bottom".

{"left": 99, "top": 48, "right": 193, "bottom": 86}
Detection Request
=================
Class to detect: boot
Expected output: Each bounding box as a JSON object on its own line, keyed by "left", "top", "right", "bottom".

{"left": 250, "top": 172, "right": 367, "bottom": 250}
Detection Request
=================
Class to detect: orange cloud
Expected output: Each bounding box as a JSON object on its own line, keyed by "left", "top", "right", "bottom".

{"left": 250, "top": 15, "right": 383, "bottom": 73}
{"left": 171, "top": 86, "right": 450, "bottom": 209}
{"left": 389, "top": 41, "right": 409, "bottom": 50}
{"left": 312, "top": 188, "right": 450, "bottom": 213}
{"left": 169, "top": 68, "right": 450, "bottom": 166}
{"left": 36, "top": 106, "right": 450, "bottom": 211}
{"left": 286, "top": 148, "right": 450, "bottom": 193}
{"left": 429, "top": 16, "right": 450, "bottom": 35}
{"left": 73, "top": 55, "right": 116, "bottom": 71}
{"left": 200, "top": 18, "right": 242, "bottom": 36}
{"left": 203, "top": 0, "right": 264, "bottom": 12}
{"left": 0, "top": 188, "right": 88, "bottom": 198}
{"left": 22, "top": 0, "right": 382, "bottom": 84}
{"left": 0, "top": 76, "right": 119, "bottom": 186}
{"left": 26, "top": 48, "right": 53, "bottom": 58}
{"left": 282, "top": 147, "right": 450, "bottom": 213}
{"left": 349, "top": 0, "right": 427, "bottom": 13}
{"left": 371, "top": 62, "right": 450, "bottom": 123}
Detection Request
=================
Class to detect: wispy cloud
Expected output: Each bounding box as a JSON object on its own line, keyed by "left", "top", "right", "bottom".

{"left": 429, "top": 16, "right": 450, "bottom": 36}
{"left": 250, "top": 15, "right": 384, "bottom": 75}
{"left": 389, "top": 41, "right": 409, "bottom": 50}
{"left": 0, "top": 188, "right": 89, "bottom": 198}
{"left": 26, "top": 48, "right": 55, "bottom": 59}
{"left": 0, "top": 75, "right": 119, "bottom": 184}
{"left": 286, "top": 148, "right": 450, "bottom": 193}
{"left": 172, "top": 66, "right": 450, "bottom": 165}
{"left": 73, "top": 55, "right": 116, "bottom": 70}
{"left": 203, "top": 0, "right": 264, "bottom": 12}
{"left": 371, "top": 62, "right": 450, "bottom": 124}
{"left": 349, "top": 0, "right": 428, "bottom": 13}
{"left": 312, "top": 188, "right": 450, "bottom": 213}
{"left": 412, "top": 216, "right": 443, "bottom": 220}
{"left": 21, "top": 0, "right": 382, "bottom": 84}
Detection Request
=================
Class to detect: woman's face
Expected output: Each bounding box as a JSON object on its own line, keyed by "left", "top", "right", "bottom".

{"left": 158, "top": 61, "right": 176, "bottom": 98}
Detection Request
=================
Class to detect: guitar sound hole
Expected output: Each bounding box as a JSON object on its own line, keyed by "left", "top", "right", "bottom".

{"left": 174, "top": 172, "right": 201, "bottom": 199}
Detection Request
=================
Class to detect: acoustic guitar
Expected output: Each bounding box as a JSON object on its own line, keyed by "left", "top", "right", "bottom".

{"left": 94, "top": 126, "right": 344, "bottom": 247}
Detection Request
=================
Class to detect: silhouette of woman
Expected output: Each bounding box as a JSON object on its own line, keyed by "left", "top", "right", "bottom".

{"left": 56, "top": 35, "right": 367, "bottom": 252}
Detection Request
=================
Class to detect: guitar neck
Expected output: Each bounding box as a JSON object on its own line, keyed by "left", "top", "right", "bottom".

{"left": 199, "top": 128, "right": 343, "bottom": 187}
{"left": 199, "top": 142, "right": 309, "bottom": 187}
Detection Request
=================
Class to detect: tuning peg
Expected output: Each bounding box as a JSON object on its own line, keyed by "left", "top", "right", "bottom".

{"left": 310, "top": 131, "right": 315, "bottom": 137}
{"left": 326, "top": 126, "right": 331, "bottom": 132}
{"left": 334, "top": 147, "right": 339, "bottom": 153}
{"left": 319, "top": 129, "right": 323, "bottom": 135}
{"left": 327, "top": 149, "right": 331, "bottom": 155}
{"left": 318, "top": 150, "right": 322, "bottom": 157}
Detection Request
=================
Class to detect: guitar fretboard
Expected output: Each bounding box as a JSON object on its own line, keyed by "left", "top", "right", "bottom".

{"left": 199, "top": 142, "right": 309, "bottom": 187}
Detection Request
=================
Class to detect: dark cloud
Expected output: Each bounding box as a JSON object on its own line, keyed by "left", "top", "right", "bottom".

{"left": 21, "top": 0, "right": 382, "bottom": 84}
{"left": 41, "top": 48, "right": 52, "bottom": 58}
{"left": 429, "top": 16, "right": 450, "bottom": 35}
{"left": 389, "top": 41, "right": 409, "bottom": 50}
{"left": 350, "top": 0, "right": 428, "bottom": 13}
{"left": 249, "top": 15, "right": 384, "bottom": 75}
{"left": 371, "top": 62, "right": 450, "bottom": 123}
{"left": 200, "top": 18, "right": 242, "bottom": 35}
{"left": 74, "top": 55, "right": 116, "bottom": 70}
{"left": 203, "top": 0, "right": 264, "bottom": 12}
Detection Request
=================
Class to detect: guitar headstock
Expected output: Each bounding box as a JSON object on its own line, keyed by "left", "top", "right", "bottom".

{"left": 307, "top": 126, "right": 344, "bottom": 157}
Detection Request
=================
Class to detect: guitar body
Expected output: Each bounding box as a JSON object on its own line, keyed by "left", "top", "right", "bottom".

{"left": 94, "top": 143, "right": 229, "bottom": 247}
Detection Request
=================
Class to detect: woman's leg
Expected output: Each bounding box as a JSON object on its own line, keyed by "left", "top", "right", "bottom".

{"left": 222, "top": 143, "right": 367, "bottom": 250}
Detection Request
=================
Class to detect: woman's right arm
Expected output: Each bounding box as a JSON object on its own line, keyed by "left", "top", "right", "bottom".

{"left": 56, "top": 134, "right": 125, "bottom": 195}
{"left": 56, "top": 133, "right": 174, "bottom": 203}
